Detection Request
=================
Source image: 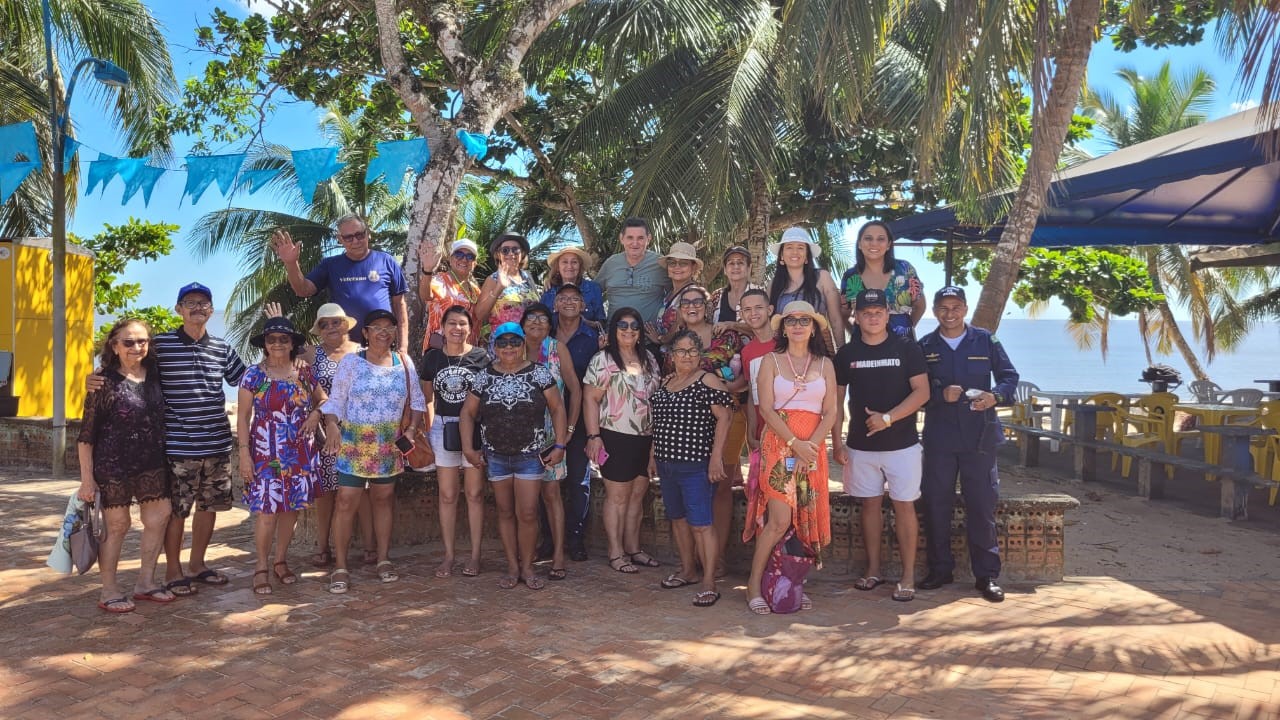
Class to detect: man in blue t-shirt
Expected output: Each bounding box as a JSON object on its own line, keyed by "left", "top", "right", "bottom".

{"left": 273, "top": 214, "right": 409, "bottom": 349}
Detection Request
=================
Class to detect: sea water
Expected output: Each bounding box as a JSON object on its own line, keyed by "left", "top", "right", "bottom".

{"left": 915, "top": 318, "right": 1280, "bottom": 396}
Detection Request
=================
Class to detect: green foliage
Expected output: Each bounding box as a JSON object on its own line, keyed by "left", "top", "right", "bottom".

{"left": 74, "top": 218, "right": 181, "bottom": 344}
{"left": 1104, "top": 0, "right": 1219, "bottom": 52}
{"left": 1011, "top": 248, "right": 1164, "bottom": 322}
{"left": 927, "top": 245, "right": 1165, "bottom": 322}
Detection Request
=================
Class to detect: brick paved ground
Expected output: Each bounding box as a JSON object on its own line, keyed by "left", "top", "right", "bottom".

{"left": 2, "top": 473, "right": 1277, "bottom": 720}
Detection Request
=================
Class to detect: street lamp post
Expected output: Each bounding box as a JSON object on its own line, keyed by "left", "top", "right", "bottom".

{"left": 42, "top": 0, "right": 129, "bottom": 476}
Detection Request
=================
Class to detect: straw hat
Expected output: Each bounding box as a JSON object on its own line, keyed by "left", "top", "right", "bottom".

{"left": 658, "top": 241, "right": 704, "bottom": 274}
{"left": 770, "top": 300, "right": 830, "bottom": 332}
{"left": 768, "top": 227, "right": 822, "bottom": 260}
{"left": 309, "top": 303, "right": 358, "bottom": 335}
{"left": 546, "top": 245, "right": 594, "bottom": 274}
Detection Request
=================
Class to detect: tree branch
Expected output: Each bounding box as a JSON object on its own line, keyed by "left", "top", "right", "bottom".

{"left": 500, "top": 0, "right": 589, "bottom": 70}
{"left": 466, "top": 163, "right": 536, "bottom": 192}
{"left": 503, "top": 111, "right": 599, "bottom": 251}
{"left": 372, "top": 0, "right": 445, "bottom": 147}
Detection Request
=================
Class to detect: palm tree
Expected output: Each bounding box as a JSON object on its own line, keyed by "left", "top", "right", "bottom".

{"left": 185, "top": 109, "right": 412, "bottom": 353}
{"left": 1079, "top": 61, "right": 1261, "bottom": 380}
{"left": 0, "top": 0, "right": 175, "bottom": 237}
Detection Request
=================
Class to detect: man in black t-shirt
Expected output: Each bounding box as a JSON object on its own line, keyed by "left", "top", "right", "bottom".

{"left": 834, "top": 289, "right": 931, "bottom": 602}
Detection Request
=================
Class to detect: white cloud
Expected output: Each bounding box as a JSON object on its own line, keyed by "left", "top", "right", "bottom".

{"left": 1231, "top": 99, "right": 1260, "bottom": 112}
{"left": 231, "top": 0, "right": 279, "bottom": 19}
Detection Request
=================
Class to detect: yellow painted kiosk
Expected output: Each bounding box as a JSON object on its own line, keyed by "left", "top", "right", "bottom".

{"left": 0, "top": 237, "right": 95, "bottom": 418}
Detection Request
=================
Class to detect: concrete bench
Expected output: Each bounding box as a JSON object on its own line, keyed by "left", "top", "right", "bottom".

{"left": 294, "top": 474, "right": 1079, "bottom": 583}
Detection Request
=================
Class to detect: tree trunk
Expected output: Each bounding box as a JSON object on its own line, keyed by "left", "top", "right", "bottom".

{"left": 1145, "top": 254, "right": 1209, "bottom": 380}
{"left": 971, "top": 0, "right": 1101, "bottom": 331}
{"left": 1137, "top": 311, "right": 1154, "bottom": 366}
{"left": 746, "top": 170, "right": 771, "bottom": 285}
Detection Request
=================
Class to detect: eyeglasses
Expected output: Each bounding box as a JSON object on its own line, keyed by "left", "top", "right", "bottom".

{"left": 452, "top": 251, "right": 477, "bottom": 261}
{"left": 671, "top": 347, "right": 700, "bottom": 357}
{"left": 498, "top": 245, "right": 523, "bottom": 256}
{"left": 667, "top": 259, "right": 695, "bottom": 268}
{"left": 678, "top": 298, "right": 706, "bottom": 307}
{"left": 339, "top": 229, "right": 367, "bottom": 242}
{"left": 616, "top": 320, "right": 641, "bottom": 331}
{"left": 180, "top": 301, "right": 212, "bottom": 310}
{"left": 366, "top": 325, "right": 396, "bottom": 336}
{"left": 265, "top": 335, "right": 294, "bottom": 345}
{"left": 523, "top": 315, "right": 550, "bottom": 325}
{"left": 783, "top": 316, "right": 813, "bottom": 327}
{"left": 494, "top": 336, "right": 523, "bottom": 348}
{"left": 556, "top": 295, "right": 582, "bottom": 304}
{"left": 117, "top": 338, "right": 148, "bottom": 348}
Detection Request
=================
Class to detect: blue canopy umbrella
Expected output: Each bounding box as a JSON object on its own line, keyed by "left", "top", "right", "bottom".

{"left": 889, "top": 108, "right": 1280, "bottom": 280}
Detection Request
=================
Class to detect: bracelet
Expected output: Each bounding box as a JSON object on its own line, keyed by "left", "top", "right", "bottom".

{"left": 586, "top": 433, "right": 600, "bottom": 440}
{"left": 421, "top": 270, "right": 434, "bottom": 276}
{"left": 786, "top": 436, "right": 796, "bottom": 448}
{"left": 552, "top": 443, "right": 566, "bottom": 450}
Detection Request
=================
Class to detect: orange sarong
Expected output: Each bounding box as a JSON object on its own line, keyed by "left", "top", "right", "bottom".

{"left": 742, "top": 409, "right": 831, "bottom": 558}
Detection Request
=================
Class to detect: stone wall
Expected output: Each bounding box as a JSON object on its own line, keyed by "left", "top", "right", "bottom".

{"left": 0, "top": 417, "right": 82, "bottom": 473}
{"left": 295, "top": 473, "right": 1078, "bottom": 582}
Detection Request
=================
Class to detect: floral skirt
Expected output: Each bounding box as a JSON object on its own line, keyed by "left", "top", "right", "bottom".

{"left": 244, "top": 466, "right": 316, "bottom": 514}
{"left": 742, "top": 409, "right": 831, "bottom": 557}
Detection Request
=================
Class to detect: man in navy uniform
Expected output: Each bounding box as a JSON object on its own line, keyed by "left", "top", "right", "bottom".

{"left": 917, "top": 285, "right": 1019, "bottom": 603}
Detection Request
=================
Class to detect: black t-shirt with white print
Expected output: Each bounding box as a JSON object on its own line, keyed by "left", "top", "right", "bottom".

{"left": 419, "top": 346, "right": 490, "bottom": 417}
{"left": 834, "top": 333, "right": 928, "bottom": 452}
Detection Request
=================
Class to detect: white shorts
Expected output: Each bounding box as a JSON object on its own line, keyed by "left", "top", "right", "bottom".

{"left": 842, "top": 443, "right": 923, "bottom": 502}
{"left": 429, "top": 415, "right": 476, "bottom": 469}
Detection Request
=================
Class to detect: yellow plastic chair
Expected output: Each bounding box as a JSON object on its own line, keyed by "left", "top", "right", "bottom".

{"left": 1118, "top": 392, "right": 1192, "bottom": 479}
{"left": 1062, "top": 392, "right": 1128, "bottom": 443}
{"left": 1246, "top": 400, "right": 1280, "bottom": 504}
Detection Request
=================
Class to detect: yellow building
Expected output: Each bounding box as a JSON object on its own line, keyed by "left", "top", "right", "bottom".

{"left": 0, "top": 237, "right": 95, "bottom": 418}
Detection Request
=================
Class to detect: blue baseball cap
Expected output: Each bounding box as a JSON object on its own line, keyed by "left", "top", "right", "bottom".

{"left": 492, "top": 322, "right": 525, "bottom": 339}
{"left": 934, "top": 285, "right": 966, "bottom": 303}
{"left": 854, "top": 288, "right": 888, "bottom": 310}
{"left": 176, "top": 282, "right": 213, "bottom": 304}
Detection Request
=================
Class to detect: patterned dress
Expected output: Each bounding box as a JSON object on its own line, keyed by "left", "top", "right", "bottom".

{"left": 840, "top": 259, "right": 924, "bottom": 338}
{"left": 240, "top": 365, "right": 319, "bottom": 514}
{"left": 485, "top": 270, "right": 540, "bottom": 339}
{"left": 312, "top": 345, "right": 342, "bottom": 493}
{"left": 423, "top": 270, "right": 481, "bottom": 350}
{"left": 323, "top": 351, "right": 428, "bottom": 479}
{"left": 536, "top": 337, "right": 567, "bottom": 481}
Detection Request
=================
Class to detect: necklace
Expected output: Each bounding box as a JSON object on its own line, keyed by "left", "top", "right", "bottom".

{"left": 785, "top": 351, "right": 812, "bottom": 392}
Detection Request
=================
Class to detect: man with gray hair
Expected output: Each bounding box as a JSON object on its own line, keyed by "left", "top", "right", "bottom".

{"left": 273, "top": 214, "right": 409, "bottom": 348}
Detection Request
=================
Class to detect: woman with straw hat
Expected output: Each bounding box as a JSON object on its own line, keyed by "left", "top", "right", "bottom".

{"left": 743, "top": 301, "right": 838, "bottom": 614}
{"left": 653, "top": 241, "right": 704, "bottom": 345}
{"left": 541, "top": 245, "right": 605, "bottom": 324}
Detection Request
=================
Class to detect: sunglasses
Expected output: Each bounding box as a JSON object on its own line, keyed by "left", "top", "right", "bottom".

{"left": 783, "top": 316, "right": 813, "bottom": 327}
{"left": 317, "top": 318, "right": 346, "bottom": 329}
{"left": 265, "top": 335, "right": 294, "bottom": 345}
{"left": 366, "top": 325, "right": 396, "bottom": 336}
{"left": 118, "top": 338, "right": 149, "bottom": 348}
{"left": 339, "top": 229, "right": 367, "bottom": 242}
{"left": 452, "top": 251, "right": 477, "bottom": 261}
{"left": 494, "top": 336, "right": 523, "bottom": 348}
{"left": 498, "top": 245, "right": 523, "bottom": 256}
{"left": 616, "top": 320, "right": 642, "bottom": 331}
{"left": 678, "top": 298, "right": 707, "bottom": 307}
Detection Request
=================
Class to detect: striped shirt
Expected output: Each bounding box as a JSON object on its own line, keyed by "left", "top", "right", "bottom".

{"left": 153, "top": 328, "right": 247, "bottom": 457}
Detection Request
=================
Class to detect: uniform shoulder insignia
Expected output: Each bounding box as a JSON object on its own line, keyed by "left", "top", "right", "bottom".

{"left": 990, "top": 335, "right": 1000, "bottom": 344}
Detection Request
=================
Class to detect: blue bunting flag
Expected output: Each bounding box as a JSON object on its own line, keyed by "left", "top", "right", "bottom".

{"left": 62, "top": 138, "right": 81, "bottom": 168}
{"left": 235, "top": 168, "right": 281, "bottom": 195}
{"left": 364, "top": 138, "right": 430, "bottom": 190}
{"left": 0, "top": 162, "right": 38, "bottom": 206}
{"left": 86, "top": 154, "right": 120, "bottom": 195}
{"left": 0, "top": 122, "right": 41, "bottom": 169}
{"left": 291, "top": 147, "right": 345, "bottom": 204}
{"left": 121, "top": 164, "right": 165, "bottom": 205}
{"left": 184, "top": 153, "right": 246, "bottom": 204}
{"left": 456, "top": 129, "right": 488, "bottom": 160}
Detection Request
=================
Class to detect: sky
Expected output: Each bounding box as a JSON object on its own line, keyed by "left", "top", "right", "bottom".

{"left": 60, "top": 3, "right": 1264, "bottom": 327}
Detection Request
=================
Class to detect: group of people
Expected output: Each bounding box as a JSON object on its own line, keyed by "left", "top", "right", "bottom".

{"left": 75, "top": 213, "right": 1019, "bottom": 615}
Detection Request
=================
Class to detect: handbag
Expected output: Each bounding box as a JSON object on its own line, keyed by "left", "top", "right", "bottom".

{"left": 761, "top": 528, "right": 815, "bottom": 614}
{"left": 443, "top": 418, "right": 481, "bottom": 452}
{"left": 68, "top": 494, "right": 105, "bottom": 575}
{"left": 398, "top": 353, "right": 435, "bottom": 470}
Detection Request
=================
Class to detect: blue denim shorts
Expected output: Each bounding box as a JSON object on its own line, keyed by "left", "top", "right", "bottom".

{"left": 657, "top": 459, "right": 713, "bottom": 527}
{"left": 485, "top": 450, "right": 545, "bottom": 481}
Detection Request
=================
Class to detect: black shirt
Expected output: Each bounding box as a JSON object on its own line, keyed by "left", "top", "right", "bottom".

{"left": 419, "top": 346, "right": 490, "bottom": 417}
{"left": 834, "top": 333, "right": 928, "bottom": 452}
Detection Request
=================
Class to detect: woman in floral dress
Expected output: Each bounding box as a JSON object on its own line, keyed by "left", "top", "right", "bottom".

{"left": 474, "top": 233, "right": 541, "bottom": 340}
{"left": 839, "top": 220, "right": 925, "bottom": 340}
{"left": 237, "top": 317, "right": 325, "bottom": 595}
{"left": 582, "top": 308, "right": 663, "bottom": 574}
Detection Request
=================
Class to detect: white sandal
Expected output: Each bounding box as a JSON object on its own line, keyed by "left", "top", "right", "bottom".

{"left": 329, "top": 569, "right": 349, "bottom": 594}
{"left": 748, "top": 596, "right": 771, "bottom": 615}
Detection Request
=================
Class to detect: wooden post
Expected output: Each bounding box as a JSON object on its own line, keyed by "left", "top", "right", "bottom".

{"left": 1203, "top": 425, "right": 1275, "bottom": 521}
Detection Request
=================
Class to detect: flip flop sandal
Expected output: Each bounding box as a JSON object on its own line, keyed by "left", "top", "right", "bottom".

{"left": 609, "top": 556, "right": 639, "bottom": 574}
{"left": 498, "top": 575, "right": 519, "bottom": 590}
{"left": 628, "top": 551, "right": 660, "bottom": 568}
{"left": 660, "top": 574, "right": 696, "bottom": 589}
{"left": 522, "top": 574, "right": 546, "bottom": 590}
{"left": 163, "top": 578, "right": 197, "bottom": 597}
{"left": 434, "top": 560, "right": 454, "bottom": 579}
{"left": 801, "top": 593, "right": 814, "bottom": 611}
{"left": 892, "top": 584, "right": 916, "bottom": 602}
{"left": 132, "top": 587, "right": 176, "bottom": 603}
{"left": 273, "top": 561, "right": 297, "bottom": 585}
{"left": 329, "top": 569, "right": 350, "bottom": 594}
{"left": 462, "top": 560, "right": 481, "bottom": 577}
{"left": 189, "top": 569, "right": 229, "bottom": 585}
{"left": 693, "top": 590, "right": 721, "bottom": 607}
{"left": 97, "top": 597, "right": 134, "bottom": 614}
{"left": 854, "top": 576, "right": 884, "bottom": 591}
{"left": 310, "top": 548, "right": 333, "bottom": 567}
{"left": 748, "top": 596, "right": 771, "bottom": 615}
{"left": 376, "top": 561, "right": 399, "bottom": 583}
{"left": 547, "top": 567, "right": 567, "bottom": 581}
{"left": 253, "top": 569, "right": 272, "bottom": 595}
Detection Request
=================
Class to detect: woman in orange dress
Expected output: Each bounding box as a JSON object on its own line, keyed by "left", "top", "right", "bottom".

{"left": 743, "top": 301, "right": 839, "bottom": 614}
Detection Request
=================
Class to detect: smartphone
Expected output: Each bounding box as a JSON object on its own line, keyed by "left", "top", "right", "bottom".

{"left": 394, "top": 434, "right": 415, "bottom": 455}
{"left": 539, "top": 445, "right": 556, "bottom": 462}
{"left": 593, "top": 446, "right": 610, "bottom": 466}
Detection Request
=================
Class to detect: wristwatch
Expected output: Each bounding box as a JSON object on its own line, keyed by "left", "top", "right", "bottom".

{"left": 881, "top": 413, "right": 892, "bottom": 426}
